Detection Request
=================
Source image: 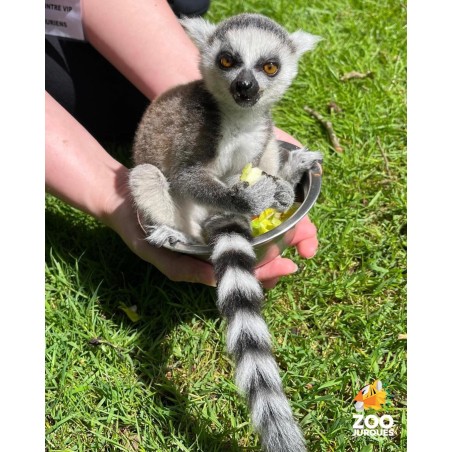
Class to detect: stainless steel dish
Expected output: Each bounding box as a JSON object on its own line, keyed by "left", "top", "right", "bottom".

{"left": 140, "top": 141, "right": 322, "bottom": 267}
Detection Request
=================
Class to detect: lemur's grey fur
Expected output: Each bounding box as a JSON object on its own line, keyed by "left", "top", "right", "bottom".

{"left": 129, "top": 13, "right": 322, "bottom": 451}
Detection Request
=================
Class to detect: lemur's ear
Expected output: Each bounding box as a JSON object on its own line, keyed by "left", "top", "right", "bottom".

{"left": 289, "top": 31, "right": 323, "bottom": 58}
{"left": 180, "top": 16, "right": 216, "bottom": 49}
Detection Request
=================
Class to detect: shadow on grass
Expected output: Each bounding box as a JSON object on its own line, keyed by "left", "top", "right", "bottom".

{"left": 45, "top": 208, "right": 246, "bottom": 451}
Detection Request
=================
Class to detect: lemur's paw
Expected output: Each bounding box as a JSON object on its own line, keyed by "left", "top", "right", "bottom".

{"left": 272, "top": 178, "right": 295, "bottom": 212}
{"left": 231, "top": 177, "right": 276, "bottom": 215}
{"left": 145, "top": 225, "right": 191, "bottom": 247}
{"left": 235, "top": 175, "right": 278, "bottom": 216}
{"left": 279, "top": 147, "right": 323, "bottom": 186}
{"left": 291, "top": 148, "right": 323, "bottom": 171}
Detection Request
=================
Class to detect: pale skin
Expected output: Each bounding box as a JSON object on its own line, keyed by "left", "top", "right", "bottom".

{"left": 45, "top": 0, "right": 318, "bottom": 288}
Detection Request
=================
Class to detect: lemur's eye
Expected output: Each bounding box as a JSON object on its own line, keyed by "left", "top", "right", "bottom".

{"left": 219, "top": 54, "right": 235, "bottom": 69}
{"left": 263, "top": 62, "right": 279, "bottom": 76}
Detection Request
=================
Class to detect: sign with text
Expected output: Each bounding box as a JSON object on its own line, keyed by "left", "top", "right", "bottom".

{"left": 45, "top": 1, "right": 84, "bottom": 41}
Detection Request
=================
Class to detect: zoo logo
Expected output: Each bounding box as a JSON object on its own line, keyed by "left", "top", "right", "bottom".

{"left": 352, "top": 380, "right": 395, "bottom": 437}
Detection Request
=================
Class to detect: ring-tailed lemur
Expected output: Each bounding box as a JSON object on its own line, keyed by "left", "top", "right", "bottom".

{"left": 129, "top": 13, "right": 322, "bottom": 452}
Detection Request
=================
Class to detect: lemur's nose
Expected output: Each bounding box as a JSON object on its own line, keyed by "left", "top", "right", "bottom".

{"left": 231, "top": 69, "right": 259, "bottom": 104}
{"left": 236, "top": 80, "right": 253, "bottom": 93}
{"left": 233, "top": 69, "right": 259, "bottom": 97}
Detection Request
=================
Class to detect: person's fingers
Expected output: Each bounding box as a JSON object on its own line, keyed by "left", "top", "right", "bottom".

{"left": 162, "top": 254, "right": 217, "bottom": 286}
{"left": 296, "top": 236, "right": 318, "bottom": 259}
{"left": 131, "top": 215, "right": 317, "bottom": 287}
{"left": 133, "top": 238, "right": 217, "bottom": 286}
{"left": 261, "top": 277, "right": 280, "bottom": 290}
{"left": 287, "top": 216, "right": 317, "bottom": 245}
{"left": 255, "top": 256, "right": 298, "bottom": 282}
{"left": 140, "top": 240, "right": 303, "bottom": 288}
{"left": 288, "top": 216, "right": 319, "bottom": 259}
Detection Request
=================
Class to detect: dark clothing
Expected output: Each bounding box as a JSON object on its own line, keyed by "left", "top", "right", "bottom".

{"left": 45, "top": 35, "right": 148, "bottom": 142}
{"left": 45, "top": 0, "right": 210, "bottom": 142}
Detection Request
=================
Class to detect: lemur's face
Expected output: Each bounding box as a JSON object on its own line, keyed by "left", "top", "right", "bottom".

{"left": 182, "top": 14, "right": 320, "bottom": 109}
{"left": 181, "top": 14, "right": 321, "bottom": 111}
{"left": 202, "top": 27, "right": 300, "bottom": 110}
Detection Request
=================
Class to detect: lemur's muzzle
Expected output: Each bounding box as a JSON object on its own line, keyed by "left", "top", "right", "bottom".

{"left": 231, "top": 70, "right": 260, "bottom": 106}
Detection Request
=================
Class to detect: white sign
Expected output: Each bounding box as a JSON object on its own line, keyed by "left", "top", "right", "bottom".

{"left": 45, "top": 1, "right": 85, "bottom": 41}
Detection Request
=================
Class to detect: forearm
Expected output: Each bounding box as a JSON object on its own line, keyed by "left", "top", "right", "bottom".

{"left": 45, "top": 91, "right": 128, "bottom": 225}
{"left": 81, "top": 0, "right": 201, "bottom": 100}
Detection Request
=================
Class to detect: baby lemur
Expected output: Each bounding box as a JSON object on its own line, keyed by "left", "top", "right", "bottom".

{"left": 129, "top": 13, "right": 322, "bottom": 452}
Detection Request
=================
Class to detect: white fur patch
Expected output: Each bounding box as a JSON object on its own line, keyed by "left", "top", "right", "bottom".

{"left": 251, "top": 390, "right": 293, "bottom": 427}
{"left": 129, "top": 164, "right": 176, "bottom": 226}
{"left": 211, "top": 116, "right": 271, "bottom": 179}
{"left": 145, "top": 225, "right": 190, "bottom": 247}
{"left": 211, "top": 234, "right": 255, "bottom": 262}
{"left": 174, "top": 198, "right": 209, "bottom": 243}
{"left": 278, "top": 147, "right": 323, "bottom": 184}
{"left": 289, "top": 148, "right": 323, "bottom": 168}
{"left": 226, "top": 311, "right": 271, "bottom": 354}
{"left": 179, "top": 17, "right": 216, "bottom": 48}
{"left": 217, "top": 267, "right": 263, "bottom": 311}
{"left": 289, "top": 30, "right": 323, "bottom": 58}
{"left": 235, "top": 350, "right": 281, "bottom": 395}
{"left": 227, "top": 28, "right": 285, "bottom": 68}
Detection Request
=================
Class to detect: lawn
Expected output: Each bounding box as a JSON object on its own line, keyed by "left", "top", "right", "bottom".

{"left": 45, "top": 0, "right": 407, "bottom": 450}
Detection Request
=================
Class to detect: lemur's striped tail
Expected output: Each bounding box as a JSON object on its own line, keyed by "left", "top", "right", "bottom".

{"left": 206, "top": 214, "right": 306, "bottom": 452}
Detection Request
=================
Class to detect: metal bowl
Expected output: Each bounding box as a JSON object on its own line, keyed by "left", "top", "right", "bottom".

{"left": 142, "top": 141, "right": 322, "bottom": 267}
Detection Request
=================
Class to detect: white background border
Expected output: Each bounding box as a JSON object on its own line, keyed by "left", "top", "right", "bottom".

{"left": 1, "top": 1, "right": 449, "bottom": 450}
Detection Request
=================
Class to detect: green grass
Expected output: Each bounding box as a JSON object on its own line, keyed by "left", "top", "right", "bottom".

{"left": 45, "top": 0, "right": 407, "bottom": 450}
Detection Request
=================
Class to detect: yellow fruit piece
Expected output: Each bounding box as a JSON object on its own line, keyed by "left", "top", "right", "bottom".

{"left": 251, "top": 208, "right": 282, "bottom": 236}
{"left": 240, "top": 163, "right": 263, "bottom": 186}
{"left": 240, "top": 164, "right": 300, "bottom": 236}
{"left": 251, "top": 203, "right": 301, "bottom": 237}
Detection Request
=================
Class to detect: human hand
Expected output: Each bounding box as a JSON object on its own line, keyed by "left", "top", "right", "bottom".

{"left": 115, "top": 206, "right": 316, "bottom": 290}
{"left": 107, "top": 171, "right": 317, "bottom": 289}
{"left": 254, "top": 215, "right": 318, "bottom": 289}
{"left": 104, "top": 169, "right": 217, "bottom": 286}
